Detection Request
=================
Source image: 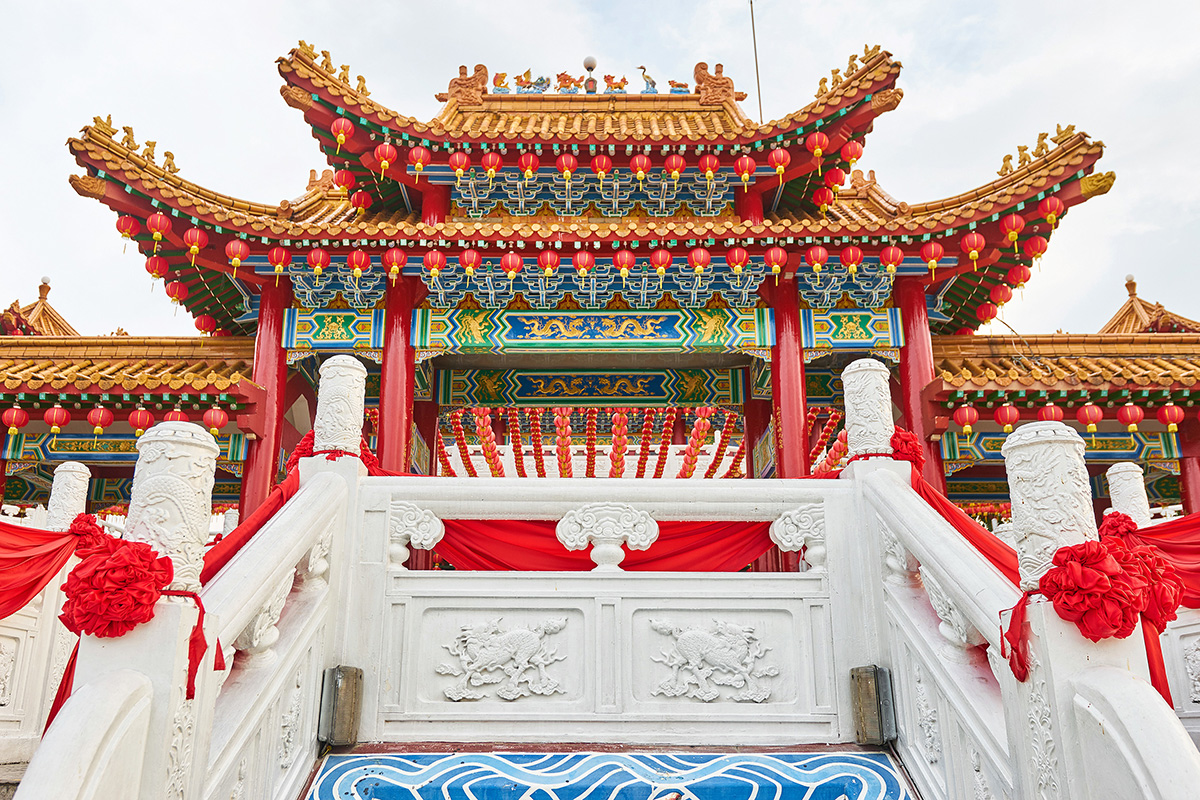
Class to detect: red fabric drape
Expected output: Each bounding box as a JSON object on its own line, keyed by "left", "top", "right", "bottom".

{"left": 0, "top": 521, "right": 78, "bottom": 619}
{"left": 435, "top": 518, "right": 775, "bottom": 572}
{"left": 1124, "top": 511, "right": 1200, "bottom": 609}
{"left": 910, "top": 466, "right": 1021, "bottom": 585}
{"left": 200, "top": 470, "right": 300, "bottom": 584}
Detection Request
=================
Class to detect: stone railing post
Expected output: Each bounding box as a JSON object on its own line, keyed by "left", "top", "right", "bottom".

{"left": 45, "top": 461, "right": 91, "bottom": 531}
{"left": 999, "top": 421, "right": 1150, "bottom": 800}
{"left": 556, "top": 503, "right": 658, "bottom": 570}
{"left": 842, "top": 358, "right": 894, "bottom": 458}
{"left": 72, "top": 421, "right": 219, "bottom": 800}
{"left": 1106, "top": 462, "right": 1152, "bottom": 528}
{"left": 312, "top": 355, "right": 368, "bottom": 455}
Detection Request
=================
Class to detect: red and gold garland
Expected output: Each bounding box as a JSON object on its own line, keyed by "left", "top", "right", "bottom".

{"left": 553, "top": 407, "right": 573, "bottom": 478}
{"left": 704, "top": 410, "right": 738, "bottom": 479}
{"left": 808, "top": 409, "right": 843, "bottom": 465}
{"left": 722, "top": 436, "right": 747, "bottom": 479}
{"left": 677, "top": 407, "right": 714, "bottom": 479}
{"left": 449, "top": 409, "right": 478, "bottom": 478}
{"left": 435, "top": 430, "right": 457, "bottom": 477}
{"left": 584, "top": 408, "right": 599, "bottom": 478}
{"left": 653, "top": 407, "right": 678, "bottom": 479}
{"left": 527, "top": 408, "right": 548, "bottom": 478}
{"left": 472, "top": 407, "right": 505, "bottom": 477}
{"left": 608, "top": 408, "right": 629, "bottom": 478}
{"left": 507, "top": 407, "right": 527, "bottom": 478}
{"left": 634, "top": 408, "right": 657, "bottom": 478}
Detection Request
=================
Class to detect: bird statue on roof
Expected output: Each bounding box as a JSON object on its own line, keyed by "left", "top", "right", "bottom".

{"left": 638, "top": 66, "right": 657, "bottom": 94}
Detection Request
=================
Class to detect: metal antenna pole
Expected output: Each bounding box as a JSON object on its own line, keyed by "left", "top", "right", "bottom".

{"left": 749, "top": 0, "right": 764, "bottom": 124}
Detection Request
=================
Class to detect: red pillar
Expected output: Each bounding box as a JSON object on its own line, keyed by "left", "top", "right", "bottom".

{"left": 378, "top": 279, "right": 418, "bottom": 473}
{"left": 895, "top": 276, "right": 946, "bottom": 491}
{"left": 735, "top": 188, "right": 764, "bottom": 225}
{"left": 1180, "top": 418, "right": 1200, "bottom": 515}
{"left": 770, "top": 283, "right": 809, "bottom": 477}
{"left": 240, "top": 280, "right": 291, "bottom": 513}
{"left": 421, "top": 184, "right": 451, "bottom": 226}
{"left": 412, "top": 397, "right": 440, "bottom": 476}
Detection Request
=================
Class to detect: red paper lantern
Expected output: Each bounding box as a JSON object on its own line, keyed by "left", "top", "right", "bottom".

{"left": 840, "top": 140, "right": 864, "bottom": 168}
{"left": 213, "top": 328, "right": 231, "bottom": 337}
{"left": 839, "top": 245, "right": 864, "bottom": 277}
{"left": 374, "top": 142, "right": 398, "bottom": 177}
{"left": 614, "top": 248, "right": 637, "bottom": 280}
{"left": 555, "top": 153, "right": 577, "bottom": 182}
{"left": 1077, "top": 403, "right": 1103, "bottom": 434}
{"left": 87, "top": 406, "right": 114, "bottom": 436}
{"left": 459, "top": 248, "right": 482, "bottom": 279}
{"left": 663, "top": 154, "right": 686, "bottom": 184}
{"left": 590, "top": 154, "right": 613, "bottom": 186}
{"left": 764, "top": 246, "right": 788, "bottom": 277}
{"left": 1038, "top": 403, "right": 1064, "bottom": 422}
{"left": 203, "top": 407, "right": 229, "bottom": 436}
{"left": 500, "top": 252, "right": 524, "bottom": 280}
{"left": 734, "top": 155, "right": 756, "bottom": 187}
{"left": 961, "top": 232, "right": 986, "bottom": 269}
{"left": 953, "top": 405, "right": 979, "bottom": 435}
{"left": 480, "top": 152, "right": 503, "bottom": 184}
{"left": 687, "top": 247, "right": 710, "bottom": 275}
{"left": 1000, "top": 213, "right": 1025, "bottom": 254}
{"left": 448, "top": 152, "right": 471, "bottom": 185}
{"left": 919, "top": 241, "right": 944, "bottom": 278}
{"left": 350, "top": 190, "right": 372, "bottom": 215}
{"left": 194, "top": 314, "right": 216, "bottom": 335}
{"left": 423, "top": 250, "right": 446, "bottom": 278}
{"left": 813, "top": 186, "right": 834, "bottom": 215}
{"left": 879, "top": 245, "right": 904, "bottom": 274}
{"left": 1023, "top": 235, "right": 1049, "bottom": 261}
{"left": 994, "top": 404, "right": 1020, "bottom": 433}
{"left": 649, "top": 248, "right": 672, "bottom": 279}
{"left": 1116, "top": 403, "right": 1144, "bottom": 433}
{"left": 630, "top": 154, "right": 651, "bottom": 183}
{"left": 306, "top": 247, "right": 330, "bottom": 277}
{"left": 805, "top": 131, "right": 829, "bottom": 160}
{"left": 165, "top": 281, "right": 189, "bottom": 305}
{"left": 268, "top": 246, "right": 292, "bottom": 278}
{"left": 128, "top": 406, "right": 154, "bottom": 437}
{"left": 164, "top": 407, "right": 189, "bottom": 423}
{"left": 146, "top": 212, "right": 171, "bottom": 253}
{"left": 824, "top": 167, "right": 846, "bottom": 191}
{"left": 333, "top": 169, "right": 356, "bottom": 192}
{"left": 1157, "top": 403, "right": 1185, "bottom": 433}
{"left": 116, "top": 215, "right": 141, "bottom": 240}
{"left": 517, "top": 152, "right": 539, "bottom": 182}
{"left": 43, "top": 405, "right": 70, "bottom": 434}
{"left": 2, "top": 406, "right": 28, "bottom": 435}
{"left": 330, "top": 118, "right": 355, "bottom": 153}
{"left": 408, "top": 146, "right": 432, "bottom": 181}
{"left": 976, "top": 301, "right": 998, "bottom": 323}
{"left": 726, "top": 246, "right": 749, "bottom": 275}
{"left": 382, "top": 247, "right": 406, "bottom": 282}
{"left": 990, "top": 284, "right": 1013, "bottom": 306}
{"left": 145, "top": 255, "right": 170, "bottom": 280}
{"left": 347, "top": 249, "right": 371, "bottom": 278}
{"left": 181, "top": 227, "right": 208, "bottom": 266}
{"left": 573, "top": 250, "right": 595, "bottom": 278}
{"left": 805, "top": 245, "right": 828, "bottom": 274}
{"left": 536, "top": 250, "right": 560, "bottom": 277}
{"left": 225, "top": 239, "right": 249, "bottom": 277}
{"left": 1007, "top": 264, "right": 1032, "bottom": 288}
{"left": 698, "top": 154, "right": 720, "bottom": 183}
{"left": 1039, "top": 196, "right": 1065, "bottom": 228}
{"left": 767, "top": 148, "right": 790, "bottom": 181}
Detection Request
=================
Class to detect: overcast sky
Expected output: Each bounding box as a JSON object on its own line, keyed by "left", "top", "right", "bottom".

{"left": 2, "top": 0, "right": 1197, "bottom": 337}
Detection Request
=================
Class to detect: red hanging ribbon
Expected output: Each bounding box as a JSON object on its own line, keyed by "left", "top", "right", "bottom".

{"left": 161, "top": 590, "right": 225, "bottom": 699}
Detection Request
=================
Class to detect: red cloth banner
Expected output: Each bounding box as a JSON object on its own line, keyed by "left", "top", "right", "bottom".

{"left": 1111, "top": 511, "right": 1200, "bottom": 609}
{"left": 0, "top": 521, "right": 79, "bottom": 619}
{"left": 434, "top": 518, "right": 775, "bottom": 572}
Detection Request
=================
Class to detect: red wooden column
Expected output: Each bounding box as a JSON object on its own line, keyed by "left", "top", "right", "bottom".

{"left": 240, "top": 279, "right": 291, "bottom": 514}
{"left": 412, "top": 392, "right": 440, "bottom": 476}
{"left": 769, "top": 282, "right": 809, "bottom": 477}
{"left": 895, "top": 276, "right": 946, "bottom": 491}
{"left": 1180, "top": 417, "right": 1200, "bottom": 515}
{"left": 377, "top": 279, "right": 418, "bottom": 474}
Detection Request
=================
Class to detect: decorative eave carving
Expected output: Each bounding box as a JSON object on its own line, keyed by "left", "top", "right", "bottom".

{"left": 1080, "top": 170, "right": 1116, "bottom": 199}
{"left": 870, "top": 87, "right": 903, "bottom": 114}
{"left": 280, "top": 84, "right": 313, "bottom": 112}
{"left": 69, "top": 173, "right": 106, "bottom": 199}
{"left": 439, "top": 64, "right": 489, "bottom": 107}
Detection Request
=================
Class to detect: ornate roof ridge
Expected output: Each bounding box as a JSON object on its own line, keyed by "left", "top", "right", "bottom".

{"left": 1097, "top": 276, "right": 1200, "bottom": 335}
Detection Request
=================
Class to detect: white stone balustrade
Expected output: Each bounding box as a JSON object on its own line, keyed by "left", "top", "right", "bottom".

{"left": 45, "top": 461, "right": 91, "bottom": 531}
{"left": 1106, "top": 462, "right": 1153, "bottom": 528}
{"left": 842, "top": 358, "right": 894, "bottom": 458}
{"left": 387, "top": 501, "right": 444, "bottom": 568}
{"left": 556, "top": 502, "right": 658, "bottom": 570}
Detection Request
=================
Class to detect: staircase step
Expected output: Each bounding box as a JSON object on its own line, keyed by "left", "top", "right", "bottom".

{"left": 305, "top": 751, "right": 914, "bottom": 800}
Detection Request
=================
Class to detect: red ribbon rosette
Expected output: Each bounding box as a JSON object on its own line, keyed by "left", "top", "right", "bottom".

{"left": 1104, "top": 536, "right": 1183, "bottom": 632}
{"left": 1037, "top": 539, "right": 1147, "bottom": 642}
{"left": 67, "top": 514, "right": 114, "bottom": 559}
{"left": 1097, "top": 511, "right": 1140, "bottom": 544}
{"left": 60, "top": 539, "right": 174, "bottom": 638}
{"left": 889, "top": 428, "right": 925, "bottom": 470}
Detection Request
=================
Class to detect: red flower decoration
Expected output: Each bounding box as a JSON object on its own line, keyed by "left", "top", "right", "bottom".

{"left": 1038, "top": 540, "right": 1147, "bottom": 642}
{"left": 60, "top": 539, "right": 174, "bottom": 638}
{"left": 1103, "top": 536, "right": 1183, "bottom": 632}
{"left": 1097, "top": 511, "right": 1139, "bottom": 545}
{"left": 889, "top": 427, "right": 926, "bottom": 470}
{"left": 68, "top": 513, "right": 114, "bottom": 559}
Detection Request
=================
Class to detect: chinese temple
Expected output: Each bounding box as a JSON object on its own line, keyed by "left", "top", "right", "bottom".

{"left": 7, "top": 41, "right": 1200, "bottom": 800}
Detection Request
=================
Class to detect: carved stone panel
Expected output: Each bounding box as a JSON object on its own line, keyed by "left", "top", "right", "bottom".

{"left": 233, "top": 571, "right": 295, "bottom": 668}
{"left": 1001, "top": 422, "right": 1097, "bottom": 591}
{"left": 556, "top": 503, "right": 658, "bottom": 570}
{"left": 124, "top": 423, "right": 219, "bottom": 591}
{"left": 770, "top": 503, "right": 826, "bottom": 570}
{"left": 0, "top": 636, "right": 16, "bottom": 706}
{"left": 842, "top": 359, "right": 894, "bottom": 458}
{"left": 647, "top": 618, "right": 778, "bottom": 703}
{"left": 436, "top": 617, "right": 568, "bottom": 701}
{"left": 45, "top": 461, "right": 91, "bottom": 531}
{"left": 313, "top": 355, "right": 368, "bottom": 454}
{"left": 388, "top": 501, "right": 445, "bottom": 568}
{"left": 1184, "top": 638, "right": 1200, "bottom": 704}
{"left": 920, "top": 568, "right": 985, "bottom": 656}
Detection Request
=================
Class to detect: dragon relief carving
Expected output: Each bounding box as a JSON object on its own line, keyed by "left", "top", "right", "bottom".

{"left": 842, "top": 360, "right": 894, "bottom": 457}
{"left": 1026, "top": 652, "right": 1061, "bottom": 799}
{"left": 69, "top": 174, "right": 106, "bottom": 199}
{"left": 313, "top": 356, "right": 367, "bottom": 453}
{"left": 648, "top": 619, "right": 778, "bottom": 703}
{"left": 1184, "top": 638, "right": 1200, "bottom": 704}
{"left": 0, "top": 638, "right": 15, "bottom": 706}
{"left": 437, "top": 617, "right": 568, "bottom": 701}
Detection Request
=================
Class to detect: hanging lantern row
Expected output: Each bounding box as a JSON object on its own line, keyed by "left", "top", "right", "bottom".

{"left": 952, "top": 401, "right": 1198, "bottom": 437}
